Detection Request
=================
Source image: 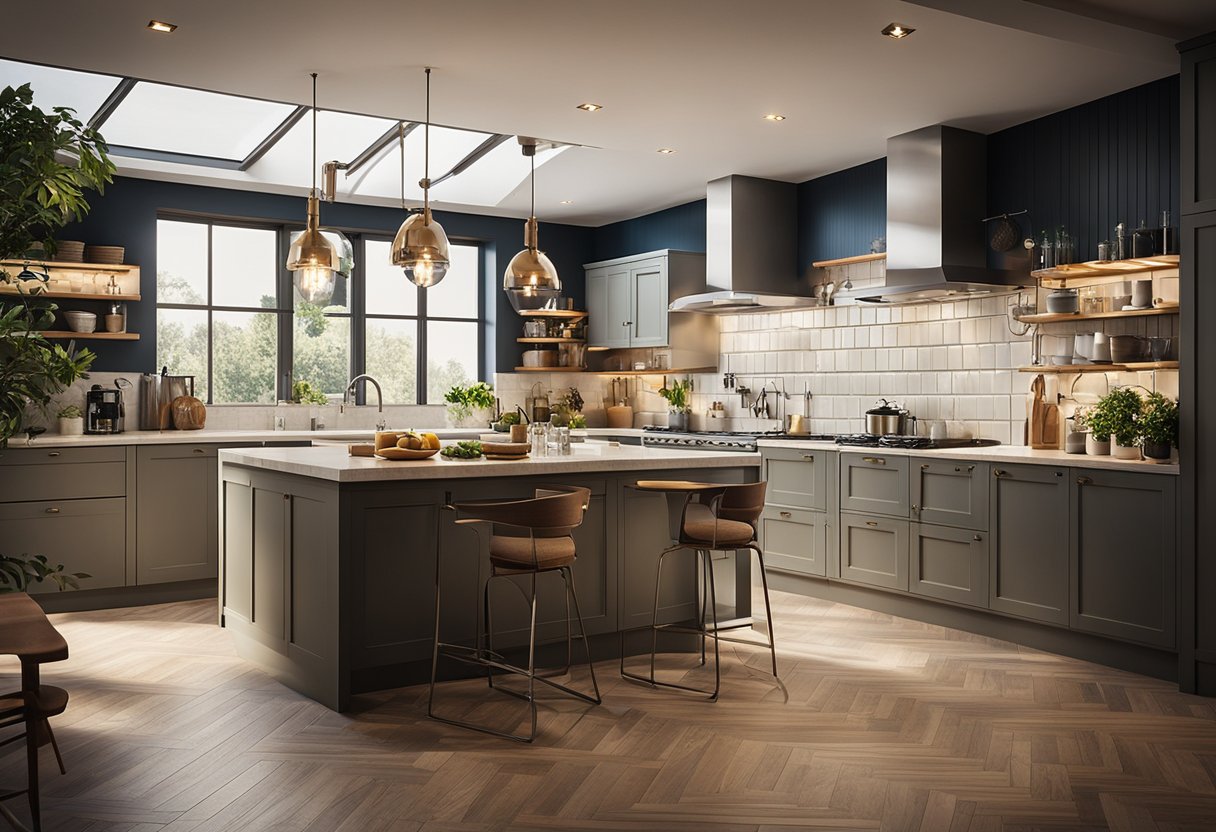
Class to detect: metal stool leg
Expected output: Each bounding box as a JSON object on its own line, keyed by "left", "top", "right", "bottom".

{"left": 564, "top": 565, "right": 601, "bottom": 704}
{"left": 751, "top": 545, "right": 779, "bottom": 680}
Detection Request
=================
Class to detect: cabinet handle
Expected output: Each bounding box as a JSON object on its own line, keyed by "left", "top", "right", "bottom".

{"left": 44, "top": 507, "right": 60, "bottom": 514}
{"left": 779, "top": 511, "right": 792, "bottom": 519}
{"left": 911, "top": 503, "right": 919, "bottom": 511}
{"left": 47, "top": 452, "right": 60, "bottom": 458}
{"left": 973, "top": 534, "right": 982, "bottom": 542}
{"left": 993, "top": 469, "right": 1008, "bottom": 478}
{"left": 192, "top": 448, "right": 205, "bottom": 454}
{"left": 865, "top": 520, "right": 879, "bottom": 527}
{"left": 861, "top": 456, "right": 886, "bottom": 465}
{"left": 921, "top": 463, "right": 930, "bottom": 470}
{"left": 801, "top": 453, "right": 816, "bottom": 460}
{"left": 1076, "top": 476, "right": 1092, "bottom": 486}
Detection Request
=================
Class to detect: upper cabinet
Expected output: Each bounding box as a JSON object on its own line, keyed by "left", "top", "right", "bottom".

{"left": 584, "top": 250, "right": 705, "bottom": 349}
{"left": 1181, "top": 34, "right": 1216, "bottom": 216}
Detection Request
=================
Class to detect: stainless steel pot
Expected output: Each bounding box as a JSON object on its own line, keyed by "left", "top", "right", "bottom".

{"left": 865, "top": 399, "right": 908, "bottom": 435}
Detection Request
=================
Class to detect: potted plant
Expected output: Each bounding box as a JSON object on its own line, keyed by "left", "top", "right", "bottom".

{"left": 1139, "top": 392, "right": 1178, "bottom": 463}
{"left": 659, "top": 377, "right": 693, "bottom": 431}
{"left": 1094, "top": 386, "right": 1143, "bottom": 460}
{"left": 1, "top": 553, "right": 88, "bottom": 593}
{"left": 444, "top": 381, "right": 496, "bottom": 428}
{"left": 1074, "top": 407, "right": 1108, "bottom": 456}
{"left": 56, "top": 404, "right": 83, "bottom": 435}
{"left": 290, "top": 379, "right": 329, "bottom": 405}
{"left": 551, "top": 387, "right": 584, "bottom": 429}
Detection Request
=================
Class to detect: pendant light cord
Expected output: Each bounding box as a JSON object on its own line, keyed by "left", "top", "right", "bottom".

{"left": 531, "top": 154, "right": 535, "bottom": 219}
{"left": 399, "top": 122, "right": 406, "bottom": 211}
{"left": 310, "top": 73, "right": 318, "bottom": 194}
{"left": 423, "top": 67, "right": 431, "bottom": 214}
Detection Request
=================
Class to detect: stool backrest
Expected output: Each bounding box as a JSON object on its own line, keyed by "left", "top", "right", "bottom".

{"left": 456, "top": 486, "right": 591, "bottom": 536}
{"left": 716, "top": 481, "right": 767, "bottom": 526}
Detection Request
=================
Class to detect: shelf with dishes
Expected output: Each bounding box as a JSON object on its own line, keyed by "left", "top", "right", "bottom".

{"left": 516, "top": 337, "right": 586, "bottom": 344}
{"left": 1019, "top": 361, "right": 1178, "bottom": 374}
{"left": 516, "top": 309, "right": 589, "bottom": 319}
{"left": 517, "top": 308, "right": 588, "bottom": 371}
{"left": 2, "top": 258, "right": 141, "bottom": 339}
{"left": 1014, "top": 305, "right": 1177, "bottom": 325}
{"left": 511, "top": 365, "right": 716, "bottom": 376}
{"left": 1031, "top": 254, "right": 1179, "bottom": 288}
{"left": 38, "top": 331, "right": 140, "bottom": 341}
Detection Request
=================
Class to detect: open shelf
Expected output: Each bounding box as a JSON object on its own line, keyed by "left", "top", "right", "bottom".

{"left": 589, "top": 366, "right": 717, "bottom": 376}
{"left": 1, "top": 259, "right": 138, "bottom": 272}
{"left": 1032, "top": 254, "right": 1179, "bottom": 285}
{"left": 38, "top": 331, "right": 140, "bottom": 341}
{"left": 812, "top": 252, "right": 886, "bottom": 269}
{"left": 1014, "top": 306, "right": 1178, "bottom": 324}
{"left": 516, "top": 309, "right": 588, "bottom": 319}
{"left": 514, "top": 366, "right": 584, "bottom": 373}
{"left": 0, "top": 287, "right": 140, "bottom": 302}
{"left": 1019, "top": 361, "right": 1178, "bottom": 373}
{"left": 516, "top": 337, "right": 585, "bottom": 344}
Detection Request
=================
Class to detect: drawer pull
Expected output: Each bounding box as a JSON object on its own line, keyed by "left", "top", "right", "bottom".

{"left": 779, "top": 511, "right": 792, "bottom": 518}
{"left": 911, "top": 503, "right": 919, "bottom": 511}
{"left": 1076, "top": 476, "right": 1092, "bottom": 486}
{"left": 921, "top": 463, "right": 930, "bottom": 470}
{"left": 865, "top": 520, "right": 879, "bottom": 527}
{"left": 862, "top": 457, "right": 886, "bottom": 465}
{"left": 973, "top": 534, "right": 982, "bottom": 542}
{"left": 44, "top": 507, "right": 60, "bottom": 514}
{"left": 993, "top": 469, "right": 1007, "bottom": 478}
{"left": 192, "top": 448, "right": 206, "bottom": 454}
{"left": 801, "top": 453, "right": 816, "bottom": 460}
{"left": 47, "top": 451, "right": 60, "bottom": 458}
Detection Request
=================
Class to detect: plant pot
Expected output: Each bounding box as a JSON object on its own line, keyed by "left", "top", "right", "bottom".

{"left": 1143, "top": 441, "right": 1173, "bottom": 463}
{"left": 447, "top": 407, "right": 493, "bottom": 429}
{"left": 1111, "top": 440, "right": 1141, "bottom": 460}
{"left": 1085, "top": 433, "right": 1110, "bottom": 456}
{"left": 667, "top": 411, "right": 689, "bottom": 431}
{"left": 57, "top": 416, "right": 83, "bottom": 436}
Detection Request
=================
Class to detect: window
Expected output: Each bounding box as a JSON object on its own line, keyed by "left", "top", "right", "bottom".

{"left": 156, "top": 217, "right": 483, "bottom": 405}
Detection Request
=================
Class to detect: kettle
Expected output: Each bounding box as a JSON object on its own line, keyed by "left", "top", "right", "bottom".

{"left": 865, "top": 399, "right": 912, "bottom": 436}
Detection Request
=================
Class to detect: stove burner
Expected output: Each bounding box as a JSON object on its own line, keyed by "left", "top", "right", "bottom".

{"left": 835, "top": 434, "right": 1001, "bottom": 450}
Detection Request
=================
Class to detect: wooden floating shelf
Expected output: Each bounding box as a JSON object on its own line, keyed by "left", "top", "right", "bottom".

{"left": 0, "top": 288, "right": 141, "bottom": 302}
{"left": 1, "top": 259, "right": 138, "bottom": 272}
{"left": 1014, "top": 306, "right": 1178, "bottom": 324}
{"left": 516, "top": 337, "right": 585, "bottom": 344}
{"left": 514, "top": 366, "right": 584, "bottom": 373}
{"left": 1018, "top": 361, "right": 1178, "bottom": 373}
{"left": 1032, "top": 254, "right": 1179, "bottom": 284}
{"left": 812, "top": 252, "right": 887, "bottom": 269}
{"left": 516, "top": 309, "right": 588, "bottom": 319}
{"left": 38, "top": 331, "right": 140, "bottom": 341}
{"left": 589, "top": 367, "right": 717, "bottom": 376}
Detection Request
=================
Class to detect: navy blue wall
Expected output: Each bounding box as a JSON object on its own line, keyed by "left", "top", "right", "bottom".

{"left": 62, "top": 177, "right": 594, "bottom": 374}
{"left": 590, "top": 199, "right": 707, "bottom": 260}
{"left": 796, "top": 159, "right": 887, "bottom": 272}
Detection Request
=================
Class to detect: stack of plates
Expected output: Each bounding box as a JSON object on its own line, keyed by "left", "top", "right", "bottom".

{"left": 56, "top": 240, "right": 85, "bottom": 262}
{"left": 481, "top": 441, "right": 531, "bottom": 460}
{"left": 85, "top": 245, "right": 125, "bottom": 264}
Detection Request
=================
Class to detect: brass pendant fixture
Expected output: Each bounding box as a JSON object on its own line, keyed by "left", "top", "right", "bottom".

{"left": 286, "top": 73, "right": 340, "bottom": 305}
{"left": 503, "top": 138, "right": 561, "bottom": 312}
{"left": 392, "top": 67, "right": 450, "bottom": 288}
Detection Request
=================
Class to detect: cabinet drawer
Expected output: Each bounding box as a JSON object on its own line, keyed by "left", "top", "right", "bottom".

{"left": 911, "top": 460, "right": 989, "bottom": 530}
{"left": 0, "top": 446, "right": 126, "bottom": 502}
{"left": 760, "top": 506, "right": 828, "bottom": 577}
{"left": 910, "top": 523, "right": 989, "bottom": 608}
{"left": 762, "top": 448, "right": 831, "bottom": 511}
{"left": 838, "top": 512, "right": 908, "bottom": 591}
{"left": 840, "top": 453, "right": 908, "bottom": 517}
{"left": 0, "top": 497, "right": 127, "bottom": 592}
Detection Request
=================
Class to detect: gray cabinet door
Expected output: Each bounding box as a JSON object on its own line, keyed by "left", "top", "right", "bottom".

{"left": 989, "top": 464, "right": 1069, "bottom": 625}
{"left": 0, "top": 446, "right": 126, "bottom": 503}
{"left": 0, "top": 497, "right": 126, "bottom": 593}
{"left": 1181, "top": 40, "right": 1216, "bottom": 215}
{"left": 910, "top": 522, "right": 988, "bottom": 608}
{"left": 136, "top": 445, "right": 218, "bottom": 585}
{"left": 838, "top": 512, "right": 908, "bottom": 591}
{"left": 620, "top": 486, "right": 699, "bottom": 630}
{"left": 630, "top": 258, "right": 669, "bottom": 347}
{"left": 763, "top": 448, "right": 832, "bottom": 511}
{"left": 911, "top": 459, "right": 989, "bottom": 530}
{"left": 760, "top": 505, "right": 828, "bottom": 577}
{"left": 586, "top": 266, "right": 631, "bottom": 348}
{"left": 840, "top": 453, "right": 909, "bottom": 517}
{"left": 1071, "top": 470, "right": 1177, "bottom": 647}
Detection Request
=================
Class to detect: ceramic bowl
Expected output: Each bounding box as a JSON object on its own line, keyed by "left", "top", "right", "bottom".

{"left": 1050, "top": 354, "right": 1074, "bottom": 365}
{"left": 63, "top": 311, "right": 97, "bottom": 333}
{"left": 1109, "top": 335, "right": 1146, "bottom": 364}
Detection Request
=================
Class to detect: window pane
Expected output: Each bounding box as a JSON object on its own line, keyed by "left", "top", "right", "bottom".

{"left": 212, "top": 311, "right": 278, "bottom": 404}
{"left": 212, "top": 226, "right": 277, "bottom": 308}
{"left": 102, "top": 82, "right": 296, "bottom": 160}
{"left": 156, "top": 308, "right": 209, "bottom": 398}
{"left": 432, "top": 141, "right": 567, "bottom": 207}
{"left": 293, "top": 313, "right": 350, "bottom": 399}
{"left": 365, "top": 318, "right": 417, "bottom": 404}
{"left": 426, "top": 244, "right": 479, "bottom": 319}
{"left": 249, "top": 111, "right": 399, "bottom": 194}
{"left": 356, "top": 126, "right": 491, "bottom": 203}
{"left": 0, "top": 59, "right": 122, "bottom": 123}
{"left": 427, "top": 321, "right": 479, "bottom": 403}
{"left": 157, "top": 220, "right": 208, "bottom": 304}
{"left": 365, "top": 239, "right": 417, "bottom": 316}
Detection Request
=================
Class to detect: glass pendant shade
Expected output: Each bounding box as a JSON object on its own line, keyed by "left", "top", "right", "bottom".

{"left": 288, "top": 192, "right": 339, "bottom": 304}
{"left": 504, "top": 217, "right": 561, "bottom": 311}
{"left": 391, "top": 206, "right": 450, "bottom": 288}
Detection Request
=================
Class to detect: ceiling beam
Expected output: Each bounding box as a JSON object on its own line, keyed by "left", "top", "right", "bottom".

{"left": 430, "top": 134, "right": 510, "bottom": 187}
{"left": 107, "top": 145, "right": 242, "bottom": 170}
{"left": 346, "top": 121, "right": 416, "bottom": 176}
{"left": 88, "top": 77, "right": 137, "bottom": 130}
{"left": 239, "top": 105, "right": 308, "bottom": 171}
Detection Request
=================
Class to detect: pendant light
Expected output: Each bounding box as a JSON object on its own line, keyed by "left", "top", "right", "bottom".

{"left": 391, "top": 67, "right": 450, "bottom": 288}
{"left": 286, "top": 73, "right": 339, "bottom": 305}
{"left": 503, "top": 138, "right": 561, "bottom": 312}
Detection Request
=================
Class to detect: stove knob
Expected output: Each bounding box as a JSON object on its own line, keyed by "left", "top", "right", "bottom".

{"left": 695, "top": 439, "right": 705, "bottom": 445}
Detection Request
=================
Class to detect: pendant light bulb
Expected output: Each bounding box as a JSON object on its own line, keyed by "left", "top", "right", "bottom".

{"left": 287, "top": 72, "right": 339, "bottom": 305}
{"left": 504, "top": 140, "right": 561, "bottom": 312}
{"left": 392, "top": 67, "right": 450, "bottom": 288}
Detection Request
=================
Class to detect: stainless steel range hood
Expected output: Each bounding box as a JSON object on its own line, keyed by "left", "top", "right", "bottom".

{"left": 836, "top": 125, "right": 1028, "bottom": 304}
{"left": 669, "top": 175, "right": 809, "bottom": 314}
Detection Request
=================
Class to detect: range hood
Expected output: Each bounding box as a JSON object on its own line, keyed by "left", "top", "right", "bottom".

{"left": 836, "top": 125, "right": 1028, "bottom": 304}
{"left": 669, "top": 175, "right": 809, "bottom": 314}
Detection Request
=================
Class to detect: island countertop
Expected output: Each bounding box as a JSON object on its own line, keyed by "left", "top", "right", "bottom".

{"left": 218, "top": 442, "right": 760, "bottom": 482}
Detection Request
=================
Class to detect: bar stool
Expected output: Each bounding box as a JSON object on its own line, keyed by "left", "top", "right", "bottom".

{"left": 429, "top": 486, "right": 601, "bottom": 742}
{"left": 0, "top": 685, "right": 68, "bottom": 831}
{"left": 621, "top": 481, "right": 778, "bottom": 701}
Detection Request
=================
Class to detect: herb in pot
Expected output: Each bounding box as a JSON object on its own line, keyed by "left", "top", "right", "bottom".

{"left": 1093, "top": 386, "right": 1143, "bottom": 447}
{"left": 444, "top": 382, "right": 495, "bottom": 424}
{"left": 1139, "top": 392, "right": 1178, "bottom": 461}
{"left": 56, "top": 405, "right": 82, "bottom": 419}
{"left": 291, "top": 379, "right": 329, "bottom": 405}
{"left": 658, "top": 378, "right": 692, "bottom": 413}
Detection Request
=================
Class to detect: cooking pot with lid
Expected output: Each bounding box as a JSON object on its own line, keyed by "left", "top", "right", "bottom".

{"left": 865, "top": 399, "right": 911, "bottom": 436}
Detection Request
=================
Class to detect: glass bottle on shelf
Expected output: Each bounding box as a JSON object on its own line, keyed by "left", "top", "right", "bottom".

{"left": 1039, "top": 231, "right": 1054, "bottom": 270}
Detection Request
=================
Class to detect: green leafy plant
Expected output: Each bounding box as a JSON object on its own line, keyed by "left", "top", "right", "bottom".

{"left": 1139, "top": 392, "right": 1178, "bottom": 448}
{"left": 441, "top": 439, "right": 483, "bottom": 459}
{"left": 658, "top": 378, "right": 693, "bottom": 413}
{"left": 0, "top": 553, "right": 89, "bottom": 593}
{"left": 496, "top": 410, "right": 521, "bottom": 426}
{"left": 290, "top": 379, "right": 329, "bottom": 405}
{"left": 568, "top": 414, "right": 587, "bottom": 429}
{"left": 444, "top": 382, "right": 495, "bottom": 422}
{"left": 56, "top": 404, "right": 82, "bottom": 419}
{"left": 1093, "top": 386, "right": 1143, "bottom": 447}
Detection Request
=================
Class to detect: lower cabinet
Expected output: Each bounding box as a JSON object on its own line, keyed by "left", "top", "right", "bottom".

{"left": 1071, "top": 469, "right": 1177, "bottom": 647}
{"left": 838, "top": 512, "right": 908, "bottom": 591}
{"left": 135, "top": 445, "right": 219, "bottom": 584}
{"left": 988, "top": 464, "right": 1070, "bottom": 625}
{"left": 909, "top": 522, "right": 988, "bottom": 608}
{"left": 759, "top": 505, "right": 829, "bottom": 577}
{"left": 0, "top": 497, "right": 127, "bottom": 593}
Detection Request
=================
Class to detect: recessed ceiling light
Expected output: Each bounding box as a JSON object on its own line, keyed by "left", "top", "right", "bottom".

{"left": 656, "top": 148, "right": 676, "bottom": 154}
{"left": 763, "top": 113, "right": 786, "bottom": 122}
{"left": 576, "top": 103, "right": 603, "bottom": 112}
{"left": 147, "top": 19, "right": 178, "bottom": 33}
{"left": 881, "top": 22, "right": 914, "bottom": 39}
{"left": 560, "top": 200, "right": 574, "bottom": 204}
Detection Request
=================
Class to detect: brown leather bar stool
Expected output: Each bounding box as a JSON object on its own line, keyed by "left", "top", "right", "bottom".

{"left": 621, "top": 481, "right": 779, "bottom": 701}
{"left": 429, "top": 486, "right": 601, "bottom": 742}
{"left": 0, "top": 685, "right": 68, "bottom": 831}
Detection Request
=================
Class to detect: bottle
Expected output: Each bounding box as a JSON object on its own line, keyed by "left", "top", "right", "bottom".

{"left": 1115, "top": 222, "right": 1127, "bottom": 260}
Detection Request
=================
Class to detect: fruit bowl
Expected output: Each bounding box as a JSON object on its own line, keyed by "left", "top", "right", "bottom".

{"left": 374, "top": 447, "right": 440, "bottom": 461}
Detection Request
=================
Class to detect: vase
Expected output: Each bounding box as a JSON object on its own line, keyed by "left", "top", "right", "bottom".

{"left": 1143, "top": 441, "right": 1173, "bottom": 463}
{"left": 1085, "top": 433, "right": 1110, "bottom": 456}
{"left": 667, "top": 411, "right": 689, "bottom": 431}
{"left": 1111, "top": 440, "right": 1141, "bottom": 460}
{"left": 57, "top": 417, "right": 83, "bottom": 436}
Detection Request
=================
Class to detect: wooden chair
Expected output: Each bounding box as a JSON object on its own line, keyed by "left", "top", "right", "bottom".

{"left": 429, "top": 486, "right": 601, "bottom": 742}
{"left": 0, "top": 685, "right": 68, "bottom": 832}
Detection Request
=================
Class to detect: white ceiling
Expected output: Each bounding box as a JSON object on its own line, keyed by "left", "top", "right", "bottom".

{"left": 1, "top": 0, "right": 1208, "bottom": 226}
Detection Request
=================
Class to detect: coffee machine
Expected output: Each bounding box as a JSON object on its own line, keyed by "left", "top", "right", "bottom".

{"left": 85, "top": 384, "right": 125, "bottom": 434}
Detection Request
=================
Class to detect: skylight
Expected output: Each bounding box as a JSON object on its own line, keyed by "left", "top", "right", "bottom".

{"left": 433, "top": 140, "right": 567, "bottom": 207}
{"left": 0, "top": 58, "right": 121, "bottom": 122}
{"left": 349, "top": 125, "right": 494, "bottom": 203}
{"left": 249, "top": 110, "right": 399, "bottom": 190}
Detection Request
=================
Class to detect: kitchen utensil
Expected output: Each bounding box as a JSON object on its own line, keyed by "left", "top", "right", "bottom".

{"left": 988, "top": 214, "right": 1021, "bottom": 252}
{"left": 523, "top": 320, "right": 547, "bottom": 337}
{"left": 1074, "top": 333, "right": 1094, "bottom": 360}
{"left": 348, "top": 444, "right": 376, "bottom": 457}
{"left": 1115, "top": 222, "right": 1127, "bottom": 259}
{"left": 1131, "top": 222, "right": 1156, "bottom": 258}
{"left": 84, "top": 245, "right": 124, "bottom": 264}
{"left": 785, "top": 414, "right": 809, "bottom": 434}
{"left": 1149, "top": 337, "right": 1173, "bottom": 361}
{"left": 1051, "top": 354, "right": 1074, "bottom": 365}
{"left": 1131, "top": 279, "right": 1153, "bottom": 308}
{"left": 1091, "top": 332, "right": 1112, "bottom": 362}
{"left": 1045, "top": 289, "right": 1079, "bottom": 314}
{"left": 865, "top": 399, "right": 908, "bottom": 436}
{"left": 1028, "top": 374, "right": 1060, "bottom": 450}
{"left": 1109, "top": 335, "right": 1145, "bottom": 364}
{"left": 63, "top": 310, "right": 97, "bottom": 332}
{"left": 85, "top": 383, "right": 125, "bottom": 434}
{"left": 158, "top": 369, "right": 196, "bottom": 430}
{"left": 522, "top": 349, "right": 557, "bottom": 368}
{"left": 170, "top": 395, "right": 207, "bottom": 430}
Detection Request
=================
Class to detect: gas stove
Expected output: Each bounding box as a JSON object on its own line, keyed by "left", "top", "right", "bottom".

{"left": 640, "top": 427, "right": 1001, "bottom": 453}
{"left": 641, "top": 427, "right": 769, "bottom": 452}
{"left": 834, "top": 433, "right": 1002, "bottom": 450}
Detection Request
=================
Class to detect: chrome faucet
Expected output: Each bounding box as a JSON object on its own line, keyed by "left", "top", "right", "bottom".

{"left": 341, "top": 374, "right": 385, "bottom": 430}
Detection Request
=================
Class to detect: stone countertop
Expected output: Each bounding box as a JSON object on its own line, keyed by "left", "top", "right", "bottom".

{"left": 219, "top": 443, "right": 759, "bottom": 483}
{"left": 757, "top": 439, "right": 1179, "bottom": 474}
{"left": 2, "top": 426, "right": 647, "bottom": 449}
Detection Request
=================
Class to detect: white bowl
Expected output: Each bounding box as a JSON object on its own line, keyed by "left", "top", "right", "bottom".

{"left": 1050, "top": 354, "right": 1074, "bottom": 365}
{"left": 63, "top": 311, "right": 97, "bottom": 333}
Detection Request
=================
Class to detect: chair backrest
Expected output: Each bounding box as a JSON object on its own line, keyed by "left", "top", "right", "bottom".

{"left": 716, "top": 481, "right": 767, "bottom": 525}
{"left": 456, "top": 486, "right": 591, "bottom": 535}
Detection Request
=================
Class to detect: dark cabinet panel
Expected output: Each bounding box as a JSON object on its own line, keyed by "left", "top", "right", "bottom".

{"left": 1071, "top": 470, "right": 1176, "bottom": 648}
{"left": 840, "top": 453, "right": 908, "bottom": 517}
{"left": 989, "top": 464, "right": 1069, "bottom": 625}
{"left": 910, "top": 523, "right": 988, "bottom": 608}
{"left": 911, "top": 460, "right": 989, "bottom": 530}
{"left": 760, "top": 505, "right": 828, "bottom": 577}
{"left": 0, "top": 497, "right": 127, "bottom": 593}
{"left": 839, "top": 512, "right": 908, "bottom": 591}
{"left": 135, "top": 445, "right": 218, "bottom": 585}
{"left": 1182, "top": 40, "right": 1216, "bottom": 215}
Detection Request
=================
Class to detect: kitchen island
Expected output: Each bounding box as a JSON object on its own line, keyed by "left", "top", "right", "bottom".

{"left": 217, "top": 443, "right": 759, "bottom": 710}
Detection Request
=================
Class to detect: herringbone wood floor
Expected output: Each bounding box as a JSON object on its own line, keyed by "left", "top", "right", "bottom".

{"left": 3, "top": 592, "right": 1216, "bottom": 831}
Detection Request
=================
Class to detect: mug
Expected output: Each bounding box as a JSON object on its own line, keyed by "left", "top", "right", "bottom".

{"left": 1091, "top": 332, "right": 1112, "bottom": 362}
{"left": 1149, "top": 337, "right": 1172, "bottom": 361}
{"left": 1132, "top": 279, "right": 1153, "bottom": 308}
{"left": 1073, "top": 333, "right": 1094, "bottom": 360}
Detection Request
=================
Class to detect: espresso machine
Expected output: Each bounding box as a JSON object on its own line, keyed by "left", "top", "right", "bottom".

{"left": 85, "top": 384, "right": 125, "bottom": 434}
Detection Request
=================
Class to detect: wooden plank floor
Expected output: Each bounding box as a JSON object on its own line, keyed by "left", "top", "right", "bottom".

{"left": 4, "top": 592, "right": 1216, "bottom": 831}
